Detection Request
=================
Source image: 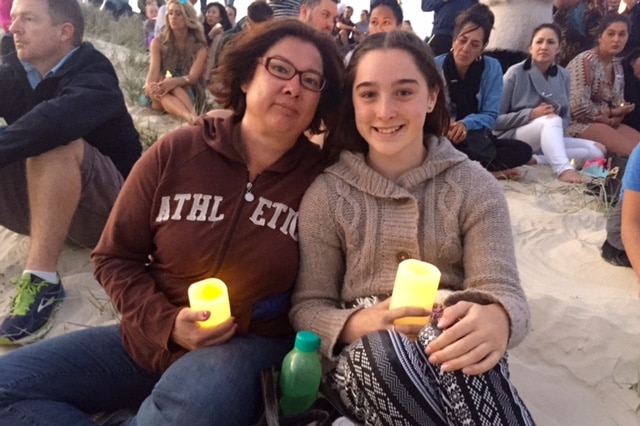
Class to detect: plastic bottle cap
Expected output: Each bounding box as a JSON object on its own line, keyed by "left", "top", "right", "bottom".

{"left": 294, "top": 331, "right": 321, "bottom": 352}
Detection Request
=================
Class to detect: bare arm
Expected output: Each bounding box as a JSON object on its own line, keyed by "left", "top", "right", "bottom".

{"left": 186, "top": 46, "right": 208, "bottom": 85}
{"left": 144, "top": 38, "right": 163, "bottom": 100}
{"left": 621, "top": 189, "right": 640, "bottom": 281}
{"left": 152, "top": 45, "right": 208, "bottom": 97}
{"left": 145, "top": 37, "right": 163, "bottom": 87}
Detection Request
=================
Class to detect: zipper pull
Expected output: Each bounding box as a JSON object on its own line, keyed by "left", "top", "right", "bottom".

{"left": 244, "top": 182, "right": 255, "bottom": 202}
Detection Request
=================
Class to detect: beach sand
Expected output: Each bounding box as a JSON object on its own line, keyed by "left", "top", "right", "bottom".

{"left": 0, "top": 39, "right": 639, "bottom": 425}
{"left": 0, "top": 164, "right": 638, "bottom": 425}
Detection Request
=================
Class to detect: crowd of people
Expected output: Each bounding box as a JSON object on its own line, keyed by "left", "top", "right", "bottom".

{"left": 0, "top": 0, "right": 639, "bottom": 424}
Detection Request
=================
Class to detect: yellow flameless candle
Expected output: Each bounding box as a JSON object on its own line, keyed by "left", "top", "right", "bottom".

{"left": 389, "top": 259, "right": 441, "bottom": 326}
{"left": 188, "top": 278, "right": 231, "bottom": 328}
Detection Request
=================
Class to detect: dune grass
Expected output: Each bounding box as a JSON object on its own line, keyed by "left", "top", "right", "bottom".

{"left": 83, "top": 5, "right": 149, "bottom": 105}
{"left": 83, "top": 5, "right": 147, "bottom": 53}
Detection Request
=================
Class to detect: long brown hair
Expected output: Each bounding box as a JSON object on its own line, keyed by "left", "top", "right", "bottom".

{"left": 323, "top": 30, "right": 449, "bottom": 163}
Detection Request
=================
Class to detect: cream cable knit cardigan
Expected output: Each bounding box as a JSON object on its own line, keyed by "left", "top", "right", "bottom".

{"left": 290, "top": 135, "right": 530, "bottom": 364}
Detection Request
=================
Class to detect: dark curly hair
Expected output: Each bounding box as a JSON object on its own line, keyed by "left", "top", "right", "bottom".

{"left": 210, "top": 18, "right": 344, "bottom": 134}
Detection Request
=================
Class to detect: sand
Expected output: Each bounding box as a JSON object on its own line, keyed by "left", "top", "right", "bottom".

{"left": 1, "top": 40, "right": 639, "bottom": 426}
{"left": 1, "top": 163, "right": 638, "bottom": 424}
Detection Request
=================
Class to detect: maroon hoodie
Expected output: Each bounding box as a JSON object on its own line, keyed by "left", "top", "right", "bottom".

{"left": 92, "top": 115, "right": 324, "bottom": 374}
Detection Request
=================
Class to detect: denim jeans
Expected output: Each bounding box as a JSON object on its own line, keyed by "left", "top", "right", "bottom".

{"left": 0, "top": 325, "right": 292, "bottom": 426}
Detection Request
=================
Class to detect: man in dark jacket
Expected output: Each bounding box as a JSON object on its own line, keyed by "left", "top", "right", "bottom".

{"left": 0, "top": 0, "right": 141, "bottom": 344}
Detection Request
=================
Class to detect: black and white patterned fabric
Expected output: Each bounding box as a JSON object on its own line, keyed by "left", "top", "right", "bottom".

{"left": 328, "top": 325, "right": 535, "bottom": 426}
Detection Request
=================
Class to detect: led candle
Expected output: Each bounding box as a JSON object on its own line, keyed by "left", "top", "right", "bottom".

{"left": 188, "top": 278, "right": 231, "bottom": 328}
{"left": 389, "top": 259, "right": 441, "bottom": 326}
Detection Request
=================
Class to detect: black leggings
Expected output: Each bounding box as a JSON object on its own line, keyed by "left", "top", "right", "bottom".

{"left": 456, "top": 131, "right": 533, "bottom": 172}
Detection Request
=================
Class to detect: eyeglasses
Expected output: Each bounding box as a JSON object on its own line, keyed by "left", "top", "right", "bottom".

{"left": 258, "top": 56, "right": 326, "bottom": 92}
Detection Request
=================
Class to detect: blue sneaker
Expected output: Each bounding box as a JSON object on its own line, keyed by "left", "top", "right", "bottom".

{"left": 0, "top": 273, "right": 65, "bottom": 345}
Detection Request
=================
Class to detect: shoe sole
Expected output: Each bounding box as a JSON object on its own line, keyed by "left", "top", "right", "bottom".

{"left": 0, "top": 288, "right": 66, "bottom": 346}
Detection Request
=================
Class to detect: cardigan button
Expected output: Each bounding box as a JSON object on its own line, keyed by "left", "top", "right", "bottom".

{"left": 396, "top": 252, "right": 411, "bottom": 263}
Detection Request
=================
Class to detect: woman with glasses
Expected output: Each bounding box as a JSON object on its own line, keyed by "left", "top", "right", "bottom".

{"left": 0, "top": 19, "right": 344, "bottom": 426}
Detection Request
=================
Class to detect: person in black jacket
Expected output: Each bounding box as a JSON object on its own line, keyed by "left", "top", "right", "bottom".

{"left": 0, "top": 0, "right": 141, "bottom": 345}
{"left": 622, "top": 47, "right": 640, "bottom": 131}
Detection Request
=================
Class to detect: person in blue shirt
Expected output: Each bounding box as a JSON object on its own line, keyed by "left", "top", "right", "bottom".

{"left": 603, "top": 145, "right": 640, "bottom": 279}
{"left": 435, "top": 4, "right": 532, "bottom": 180}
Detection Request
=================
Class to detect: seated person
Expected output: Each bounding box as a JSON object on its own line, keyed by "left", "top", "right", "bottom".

{"left": 622, "top": 47, "right": 640, "bottom": 131}
{"left": 144, "top": 0, "right": 207, "bottom": 123}
{"left": 203, "top": 2, "right": 232, "bottom": 46}
{"left": 0, "top": 0, "right": 140, "bottom": 344}
{"left": 368, "top": 0, "right": 402, "bottom": 35}
{"left": 103, "top": 0, "right": 134, "bottom": 19}
{"left": 335, "top": 5, "right": 358, "bottom": 48}
{"left": 566, "top": 13, "right": 640, "bottom": 156}
{"left": 225, "top": 4, "right": 236, "bottom": 26}
{"left": 298, "top": 0, "right": 339, "bottom": 36}
{"left": 202, "top": 2, "right": 232, "bottom": 85}
{"left": 353, "top": 9, "right": 368, "bottom": 43}
{"left": 422, "top": 0, "right": 477, "bottom": 56}
{"left": 143, "top": 0, "right": 159, "bottom": 49}
{"left": 622, "top": 0, "right": 640, "bottom": 55}
{"left": 154, "top": 0, "right": 200, "bottom": 45}
{"left": 436, "top": 4, "right": 532, "bottom": 180}
{"left": 291, "top": 29, "right": 534, "bottom": 425}
{"left": 343, "top": 0, "right": 403, "bottom": 65}
{"left": 139, "top": 0, "right": 164, "bottom": 17}
{"left": 496, "top": 23, "right": 605, "bottom": 183}
{"left": 603, "top": 144, "right": 640, "bottom": 279}
{"left": 210, "top": 1, "right": 274, "bottom": 81}
{"left": 0, "top": 19, "right": 344, "bottom": 425}
{"left": 553, "top": 0, "right": 603, "bottom": 67}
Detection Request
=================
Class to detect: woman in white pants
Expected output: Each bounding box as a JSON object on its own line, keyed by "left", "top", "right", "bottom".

{"left": 494, "top": 23, "right": 605, "bottom": 183}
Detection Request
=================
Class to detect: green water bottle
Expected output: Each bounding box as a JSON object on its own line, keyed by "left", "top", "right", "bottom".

{"left": 279, "top": 331, "right": 322, "bottom": 416}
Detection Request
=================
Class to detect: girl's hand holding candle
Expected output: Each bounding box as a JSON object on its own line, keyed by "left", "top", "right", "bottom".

{"left": 389, "top": 259, "right": 441, "bottom": 326}
{"left": 188, "top": 278, "right": 231, "bottom": 328}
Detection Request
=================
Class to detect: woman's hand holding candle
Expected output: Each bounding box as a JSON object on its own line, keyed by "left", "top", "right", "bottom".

{"left": 188, "top": 278, "right": 231, "bottom": 327}
{"left": 425, "top": 301, "right": 510, "bottom": 375}
{"left": 170, "top": 308, "right": 237, "bottom": 351}
{"left": 170, "top": 278, "right": 236, "bottom": 351}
